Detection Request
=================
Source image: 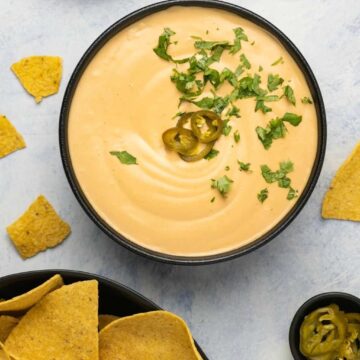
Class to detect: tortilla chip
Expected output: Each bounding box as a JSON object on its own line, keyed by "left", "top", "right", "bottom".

{"left": 99, "top": 310, "right": 202, "bottom": 360}
{"left": 98, "top": 315, "right": 119, "bottom": 331}
{"left": 5, "top": 280, "right": 99, "bottom": 360}
{"left": 0, "top": 317, "right": 19, "bottom": 342}
{"left": 11, "top": 56, "right": 62, "bottom": 103}
{"left": 0, "top": 115, "right": 26, "bottom": 158}
{"left": 6, "top": 195, "right": 71, "bottom": 258}
{"left": 0, "top": 274, "right": 63, "bottom": 314}
{"left": 322, "top": 142, "right": 360, "bottom": 221}
{"left": 0, "top": 343, "right": 10, "bottom": 360}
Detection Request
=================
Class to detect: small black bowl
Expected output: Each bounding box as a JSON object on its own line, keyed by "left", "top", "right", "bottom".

{"left": 289, "top": 292, "right": 360, "bottom": 359}
{"left": 0, "top": 269, "right": 208, "bottom": 359}
{"left": 59, "top": 0, "right": 326, "bottom": 265}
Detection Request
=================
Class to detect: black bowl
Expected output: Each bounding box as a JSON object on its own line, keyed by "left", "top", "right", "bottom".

{"left": 289, "top": 292, "right": 360, "bottom": 359}
{"left": 59, "top": 0, "right": 327, "bottom": 265}
{"left": 0, "top": 269, "right": 208, "bottom": 359}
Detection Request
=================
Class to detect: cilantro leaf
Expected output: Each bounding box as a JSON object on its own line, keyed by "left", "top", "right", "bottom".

{"left": 204, "top": 68, "right": 220, "bottom": 88}
{"left": 255, "top": 100, "right": 272, "bottom": 114}
{"left": 204, "top": 149, "right": 219, "bottom": 160}
{"left": 260, "top": 161, "right": 295, "bottom": 190}
{"left": 227, "top": 105, "right": 240, "bottom": 118}
{"left": 110, "top": 151, "right": 138, "bottom": 165}
{"left": 211, "top": 175, "right": 234, "bottom": 197}
{"left": 238, "top": 161, "right": 251, "bottom": 172}
{"left": 267, "top": 74, "right": 284, "bottom": 91}
{"left": 171, "top": 69, "right": 203, "bottom": 97}
{"left": 282, "top": 112, "right": 302, "bottom": 126}
{"left": 233, "top": 130, "right": 240, "bottom": 143}
{"left": 287, "top": 187, "right": 298, "bottom": 200}
{"left": 240, "top": 53, "right": 251, "bottom": 69}
{"left": 210, "top": 196, "right": 215, "bottom": 203}
{"left": 301, "top": 96, "right": 313, "bottom": 104}
{"left": 230, "top": 27, "right": 248, "bottom": 54}
{"left": 220, "top": 68, "right": 238, "bottom": 87}
{"left": 153, "top": 28, "right": 188, "bottom": 63}
{"left": 222, "top": 119, "right": 232, "bottom": 136}
{"left": 283, "top": 85, "right": 296, "bottom": 105}
{"left": 257, "top": 188, "right": 268, "bottom": 203}
{"left": 194, "top": 39, "right": 229, "bottom": 50}
{"left": 256, "top": 118, "right": 286, "bottom": 149}
{"left": 271, "top": 56, "right": 284, "bottom": 66}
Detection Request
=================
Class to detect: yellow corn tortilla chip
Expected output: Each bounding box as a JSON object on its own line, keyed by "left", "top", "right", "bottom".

{"left": 322, "top": 142, "right": 360, "bottom": 221}
{"left": 6, "top": 195, "right": 71, "bottom": 258}
{"left": 0, "top": 274, "right": 63, "bottom": 314}
{"left": 0, "top": 317, "right": 19, "bottom": 342}
{"left": 99, "top": 310, "right": 202, "bottom": 360}
{"left": 0, "top": 115, "right": 26, "bottom": 159}
{"left": 5, "top": 280, "right": 99, "bottom": 360}
{"left": 98, "top": 314, "right": 119, "bottom": 331}
{"left": 0, "top": 343, "right": 10, "bottom": 360}
{"left": 11, "top": 56, "right": 62, "bottom": 103}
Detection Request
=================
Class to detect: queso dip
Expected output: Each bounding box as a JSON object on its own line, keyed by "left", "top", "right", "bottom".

{"left": 68, "top": 6, "right": 318, "bottom": 257}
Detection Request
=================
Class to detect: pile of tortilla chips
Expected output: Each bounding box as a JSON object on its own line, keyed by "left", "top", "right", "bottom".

{"left": 0, "top": 274, "right": 202, "bottom": 359}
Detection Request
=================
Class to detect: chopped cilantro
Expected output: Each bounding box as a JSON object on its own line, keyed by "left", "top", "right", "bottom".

{"left": 255, "top": 100, "right": 272, "bottom": 114}
{"left": 271, "top": 56, "right": 284, "bottom": 66}
{"left": 204, "top": 149, "right": 219, "bottom": 160}
{"left": 233, "top": 130, "right": 240, "bottom": 143}
{"left": 172, "top": 111, "right": 185, "bottom": 119}
{"left": 222, "top": 119, "right": 232, "bottom": 136}
{"left": 238, "top": 161, "right": 251, "bottom": 172}
{"left": 267, "top": 74, "right": 284, "bottom": 92}
{"left": 301, "top": 96, "right": 313, "bottom": 104}
{"left": 260, "top": 161, "right": 296, "bottom": 198}
{"left": 251, "top": 40, "right": 255, "bottom": 46}
{"left": 210, "top": 196, "right": 215, "bottom": 203}
{"left": 204, "top": 68, "right": 221, "bottom": 88}
{"left": 171, "top": 69, "right": 203, "bottom": 97}
{"left": 227, "top": 105, "right": 240, "bottom": 118}
{"left": 258, "top": 65, "right": 263, "bottom": 72}
{"left": 282, "top": 112, "right": 302, "bottom": 126}
{"left": 229, "top": 27, "right": 248, "bottom": 54}
{"left": 194, "top": 39, "right": 229, "bottom": 50}
{"left": 240, "top": 53, "right": 251, "bottom": 69}
{"left": 211, "top": 175, "right": 234, "bottom": 197}
{"left": 256, "top": 118, "right": 286, "bottom": 149}
{"left": 257, "top": 188, "right": 268, "bottom": 203}
{"left": 287, "top": 187, "right": 298, "bottom": 200}
{"left": 225, "top": 165, "right": 230, "bottom": 171}
{"left": 283, "top": 85, "right": 296, "bottom": 105}
{"left": 110, "top": 151, "right": 138, "bottom": 165}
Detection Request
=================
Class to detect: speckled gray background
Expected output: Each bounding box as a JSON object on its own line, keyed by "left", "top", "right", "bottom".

{"left": 0, "top": 1, "right": 359, "bottom": 358}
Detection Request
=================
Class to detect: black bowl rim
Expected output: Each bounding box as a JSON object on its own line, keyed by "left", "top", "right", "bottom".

{"left": 289, "top": 291, "right": 360, "bottom": 359}
{"left": 0, "top": 269, "right": 208, "bottom": 359}
{"left": 59, "top": 0, "right": 327, "bottom": 265}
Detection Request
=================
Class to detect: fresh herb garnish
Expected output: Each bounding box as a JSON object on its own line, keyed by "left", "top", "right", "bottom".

{"left": 258, "top": 65, "right": 263, "bottom": 72}
{"left": 260, "top": 161, "right": 297, "bottom": 199}
{"left": 222, "top": 119, "right": 232, "bottom": 136}
{"left": 204, "top": 149, "right": 219, "bottom": 160}
{"left": 256, "top": 112, "right": 302, "bottom": 149}
{"left": 255, "top": 100, "right": 272, "bottom": 114}
{"left": 267, "top": 74, "right": 284, "bottom": 92}
{"left": 240, "top": 53, "right": 251, "bottom": 69}
{"left": 229, "top": 27, "right": 248, "bottom": 54}
{"left": 271, "top": 56, "right": 284, "bottom": 66}
{"left": 233, "top": 130, "right": 240, "bottom": 143}
{"left": 194, "top": 39, "right": 229, "bottom": 50}
{"left": 238, "top": 161, "right": 251, "bottom": 172}
{"left": 110, "top": 151, "right": 138, "bottom": 165}
{"left": 283, "top": 85, "right": 296, "bottom": 105}
{"left": 225, "top": 165, "right": 230, "bottom": 171}
{"left": 210, "top": 196, "right": 215, "bottom": 203}
{"left": 227, "top": 105, "right": 240, "bottom": 118}
{"left": 287, "top": 187, "right": 298, "bottom": 200}
{"left": 211, "top": 175, "right": 234, "bottom": 197}
{"left": 257, "top": 188, "right": 268, "bottom": 203}
{"left": 301, "top": 96, "right": 313, "bottom": 104}
{"left": 172, "top": 111, "right": 185, "bottom": 119}
{"left": 171, "top": 69, "right": 203, "bottom": 97}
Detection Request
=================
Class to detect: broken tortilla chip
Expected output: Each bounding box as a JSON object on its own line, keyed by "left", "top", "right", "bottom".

{"left": 6, "top": 195, "right": 71, "bottom": 259}
{"left": 0, "top": 115, "right": 26, "bottom": 158}
{"left": 11, "top": 56, "right": 62, "bottom": 103}
{"left": 0, "top": 317, "right": 19, "bottom": 342}
{"left": 322, "top": 142, "right": 360, "bottom": 221}
{"left": 5, "top": 280, "right": 99, "bottom": 360}
{"left": 0, "top": 274, "right": 63, "bottom": 315}
{"left": 0, "top": 343, "right": 10, "bottom": 360}
{"left": 98, "top": 314, "right": 119, "bottom": 331}
{"left": 99, "top": 310, "right": 202, "bottom": 360}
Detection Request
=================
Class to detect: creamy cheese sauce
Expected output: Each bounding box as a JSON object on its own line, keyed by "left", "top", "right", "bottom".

{"left": 68, "top": 6, "right": 318, "bottom": 256}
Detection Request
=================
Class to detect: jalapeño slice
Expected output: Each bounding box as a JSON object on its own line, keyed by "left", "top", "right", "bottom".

{"left": 180, "top": 142, "right": 215, "bottom": 162}
{"left": 162, "top": 127, "right": 198, "bottom": 155}
{"left": 190, "top": 110, "right": 223, "bottom": 143}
